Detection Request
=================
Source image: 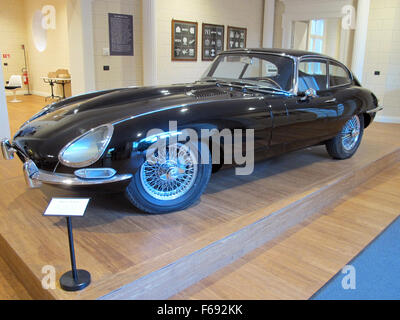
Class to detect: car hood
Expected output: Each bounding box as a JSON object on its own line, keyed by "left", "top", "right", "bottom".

{"left": 12, "top": 82, "right": 248, "bottom": 167}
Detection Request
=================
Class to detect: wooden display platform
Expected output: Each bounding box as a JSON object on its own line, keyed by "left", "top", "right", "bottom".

{"left": 173, "top": 164, "right": 400, "bottom": 299}
{"left": 0, "top": 122, "right": 399, "bottom": 299}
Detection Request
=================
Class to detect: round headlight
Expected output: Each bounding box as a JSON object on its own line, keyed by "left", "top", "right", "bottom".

{"left": 58, "top": 124, "right": 114, "bottom": 168}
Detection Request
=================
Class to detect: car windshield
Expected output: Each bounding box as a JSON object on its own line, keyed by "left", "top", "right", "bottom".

{"left": 201, "top": 54, "right": 294, "bottom": 92}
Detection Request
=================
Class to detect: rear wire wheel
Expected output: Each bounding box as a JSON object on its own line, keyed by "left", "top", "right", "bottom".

{"left": 326, "top": 114, "right": 364, "bottom": 160}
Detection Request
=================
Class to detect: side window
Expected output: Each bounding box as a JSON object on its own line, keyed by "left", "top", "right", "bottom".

{"left": 298, "top": 60, "right": 327, "bottom": 92}
{"left": 329, "top": 63, "right": 351, "bottom": 87}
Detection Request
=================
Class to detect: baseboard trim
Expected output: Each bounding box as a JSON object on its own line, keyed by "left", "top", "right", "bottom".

{"left": 5, "top": 90, "right": 49, "bottom": 98}
{"left": 30, "top": 91, "right": 49, "bottom": 97}
{"left": 375, "top": 116, "right": 400, "bottom": 124}
{"left": 5, "top": 90, "right": 28, "bottom": 96}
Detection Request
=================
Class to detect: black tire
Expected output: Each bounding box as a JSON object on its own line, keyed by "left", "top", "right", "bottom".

{"left": 326, "top": 114, "right": 364, "bottom": 160}
{"left": 125, "top": 141, "right": 212, "bottom": 214}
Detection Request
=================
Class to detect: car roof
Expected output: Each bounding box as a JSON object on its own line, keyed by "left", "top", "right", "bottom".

{"left": 222, "top": 48, "right": 333, "bottom": 60}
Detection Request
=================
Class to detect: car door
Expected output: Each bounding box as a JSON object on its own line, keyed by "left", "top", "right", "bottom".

{"left": 282, "top": 58, "right": 339, "bottom": 151}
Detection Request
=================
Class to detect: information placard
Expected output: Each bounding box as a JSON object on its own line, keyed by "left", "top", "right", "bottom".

{"left": 109, "top": 13, "right": 134, "bottom": 56}
{"left": 43, "top": 198, "right": 90, "bottom": 217}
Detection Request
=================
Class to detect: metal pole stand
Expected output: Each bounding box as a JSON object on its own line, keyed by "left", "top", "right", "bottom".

{"left": 59, "top": 217, "right": 91, "bottom": 291}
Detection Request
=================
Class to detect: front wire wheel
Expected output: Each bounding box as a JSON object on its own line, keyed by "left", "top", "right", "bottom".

{"left": 140, "top": 143, "right": 198, "bottom": 201}
{"left": 125, "top": 141, "right": 212, "bottom": 214}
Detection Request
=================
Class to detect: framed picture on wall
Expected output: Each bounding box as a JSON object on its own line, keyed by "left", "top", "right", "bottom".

{"left": 227, "top": 26, "right": 247, "bottom": 50}
{"left": 202, "top": 23, "right": 224, "bottom": 61}
{"left": 171, "top": 19, "right": 198, "bottom": 61}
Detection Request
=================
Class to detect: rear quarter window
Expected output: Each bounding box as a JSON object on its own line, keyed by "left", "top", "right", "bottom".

{"left": 329, "top": 63, "right": 351, "bottom": 87}
{"left": 298, "top": 60, "right": 328, "bottom": 92}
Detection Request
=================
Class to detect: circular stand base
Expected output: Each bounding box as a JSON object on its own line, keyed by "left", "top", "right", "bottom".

{"left": 60, "top": 269, "right": 91, "bottom": 291}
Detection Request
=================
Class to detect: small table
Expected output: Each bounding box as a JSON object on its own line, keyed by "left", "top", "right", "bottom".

{"left": 41, "top": 77, "right": 71, "bottom": 101}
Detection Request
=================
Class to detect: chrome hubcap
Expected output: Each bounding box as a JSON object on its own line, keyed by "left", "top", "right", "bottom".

{"left": 140, "top": 143, "right": 198, "bottom": 201}
{"left": 341, "top": 116, "right": 360, "bottom": 151}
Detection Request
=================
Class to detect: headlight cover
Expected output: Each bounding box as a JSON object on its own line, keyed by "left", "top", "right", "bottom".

{"left": 58, "top": 124, "right": 114, "bottom": 168}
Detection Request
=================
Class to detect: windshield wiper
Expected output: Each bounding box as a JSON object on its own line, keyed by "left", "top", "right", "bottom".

{"left": 202, "top": 79, "right": 292, "bottom": 96}
{"left": 216, "top": 80, "right": 292, "bottom": 96}
{"left": 202, "top": 79, "right": 219, "bottom": 83}
{"left": 243, "top": 85, "right": 293, "bottom": 96}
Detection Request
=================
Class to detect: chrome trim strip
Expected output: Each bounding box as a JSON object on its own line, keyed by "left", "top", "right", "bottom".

{"left": 74, "top": 168, "right": 117, "bottom": 180}
{"left": 23, "top": 160, "right": 132, "bottom": 188}
{"left": 293, "top": 56, "right": 299, "bottom": 94}
{"left": 366, "top": 105, "right": 384, "bottom": 114}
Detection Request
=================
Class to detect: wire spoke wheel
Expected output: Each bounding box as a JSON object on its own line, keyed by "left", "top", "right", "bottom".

{"left": 140, "top": 143, "right": 198, "bottom": 201}
{"left": 341, "top": 115, "right": 361, "bottom": 151}
{"left": 325, "top": 114, "right": 364, "bottom": 160}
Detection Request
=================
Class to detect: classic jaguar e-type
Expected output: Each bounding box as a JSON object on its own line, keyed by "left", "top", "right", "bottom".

{"left": 1, "top": 49, "right": 382, "bottom": 213}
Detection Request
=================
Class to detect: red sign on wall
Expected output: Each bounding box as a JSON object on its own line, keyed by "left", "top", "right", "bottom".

{"left": 2, "top": 54, "right": 10, "bottom": 59}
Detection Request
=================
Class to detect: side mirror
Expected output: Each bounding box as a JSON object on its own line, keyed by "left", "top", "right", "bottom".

{"left": 299, "top": 88, "right": 317, "bottom": 101}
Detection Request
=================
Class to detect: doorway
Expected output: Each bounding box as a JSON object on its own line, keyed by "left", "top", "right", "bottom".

{"left": 291, "top": 18, "right": 344, "bottom": 62}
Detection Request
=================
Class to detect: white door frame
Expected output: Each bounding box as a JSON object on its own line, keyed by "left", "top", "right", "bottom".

{"left": 280, "top": 0, "right": 355, "bottom": 65}
{"left": 0, "top": 53, "right": 11, "bottom": 139}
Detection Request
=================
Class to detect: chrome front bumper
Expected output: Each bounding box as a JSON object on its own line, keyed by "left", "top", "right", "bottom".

{"left": 1, "top": 139, "right": 132, "bottom": 189}
{"left": 1, "top": 139, "right": 15, "bottom": 160}
{"left": 22, "top": 160, "right": 133, "bottom": 188}
{"left": 366, "top": 104, "right": 384, "bottom": 114}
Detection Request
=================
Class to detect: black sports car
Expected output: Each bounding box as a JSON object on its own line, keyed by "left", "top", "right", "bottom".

{"left": 1, "top": 49, "right": 383, "bottom": 213}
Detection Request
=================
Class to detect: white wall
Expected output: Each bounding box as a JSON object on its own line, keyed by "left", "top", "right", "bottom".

{"left": 325, "top": 18, "right": 341, "bottom": 59}
{"left": 273, "top": 0, "right": 285, "bottom": 48}
{"left": 92, "top": 0, "right": 143, "bottom": 90}
{"left": 24, "top": 0, "right": 71, "bottom": 96}
{"left": 155, "top": 0, "right": 265, "bottom": 85}
{"left": 67, "top": 0, "right": 96, "bottom": 95}
{"left": 262, "top": 0, "right": 275, "bottom": 48}
{"left": 292, "top": 21, "right": 308, "bottom": 50}
{"left": 362, "top": 0, "right": 400, "bottom": 123}
{"left": 351, "top": 0, "right": 370, "bottom": 82}
{"left": 142, "top": 0, "right": 157, "bottom": 86}
{"left": 0, "top": 0, "right": 27, "bottom": 95}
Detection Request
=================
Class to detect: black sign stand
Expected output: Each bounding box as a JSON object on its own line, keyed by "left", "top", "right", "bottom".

{"left": 59, "top": 217, "right": 91, "bottom": 291}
